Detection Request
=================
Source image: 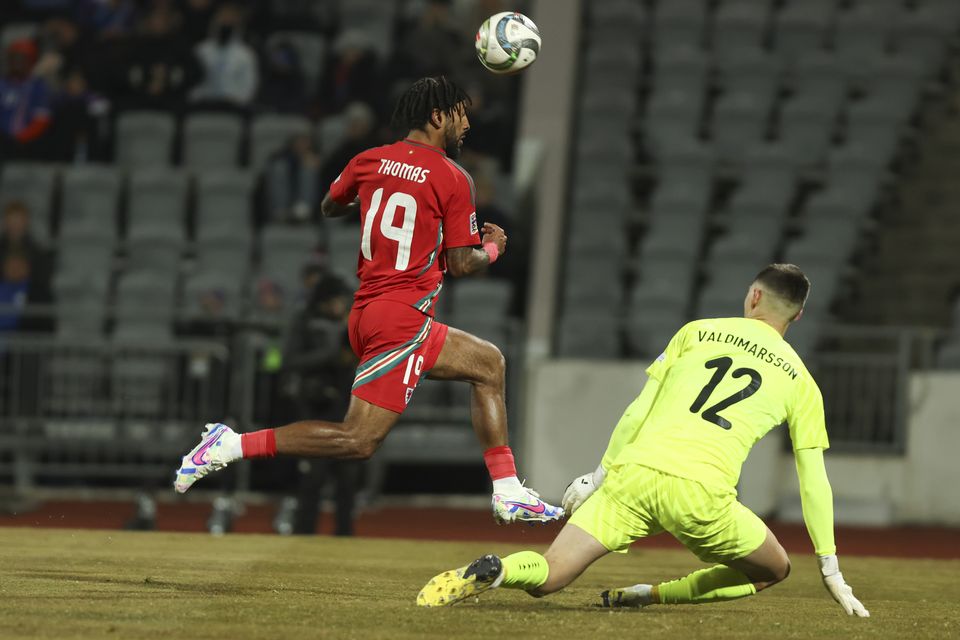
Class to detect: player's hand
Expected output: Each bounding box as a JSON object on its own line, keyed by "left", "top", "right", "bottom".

{"left": 818, "top": 555, "right": 870, "bottom": 617}
{"left": 481, "top": 223, "right": 507, "bottom": 256}
{"left": 562, "top": 473, "right": 596, "bottom": 515}
{"left": 561, "top": 464, "right": 606, "bottom": 515}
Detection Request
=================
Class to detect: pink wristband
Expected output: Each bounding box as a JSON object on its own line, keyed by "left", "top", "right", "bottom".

{"left": 482, "top": 242, "right": 499, "bottom": 264}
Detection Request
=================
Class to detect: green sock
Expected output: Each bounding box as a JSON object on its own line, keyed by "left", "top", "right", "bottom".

{"left": 500, "top": 551, "right": 550, "bottom": 590}
{"left": 657, "top": 566, "right": 757, "bottom": 604}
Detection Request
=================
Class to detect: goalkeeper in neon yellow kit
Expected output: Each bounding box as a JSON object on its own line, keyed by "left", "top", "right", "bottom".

{"left": 418, "top": 264, "right": 869, "bottom": 617}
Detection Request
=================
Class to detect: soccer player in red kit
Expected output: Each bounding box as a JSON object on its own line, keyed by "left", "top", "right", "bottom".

{"left": 174, "top": 76, "right": 563, "bottom": 524}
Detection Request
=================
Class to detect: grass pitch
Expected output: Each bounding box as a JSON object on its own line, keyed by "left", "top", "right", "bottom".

{"left": 0, "top": 528, "right": 957, "bottom": 640}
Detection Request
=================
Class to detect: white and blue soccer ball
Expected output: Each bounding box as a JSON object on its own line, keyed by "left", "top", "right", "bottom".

{"left": 475, "top": 11, "right": 541, "bottom": 74}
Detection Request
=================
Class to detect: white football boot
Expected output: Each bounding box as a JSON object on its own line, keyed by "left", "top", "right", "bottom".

{"left": 173, "top": 423, "right": 239, "bottom": 493}
{"left": 491, "top": 485, "right": 564, "bottom": 525}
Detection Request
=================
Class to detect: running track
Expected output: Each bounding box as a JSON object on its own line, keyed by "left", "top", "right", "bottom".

{"left": 0, "top": 500, "right": 957, "bottom": 559}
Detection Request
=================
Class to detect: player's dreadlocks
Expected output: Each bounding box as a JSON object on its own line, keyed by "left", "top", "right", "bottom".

{"left": 391, "top": 76, "right": 472, "bottom": 133}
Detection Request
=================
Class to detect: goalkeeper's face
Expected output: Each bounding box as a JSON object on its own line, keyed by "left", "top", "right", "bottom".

{"left": 443, "top": 102, "right": 470, "bottom": 159}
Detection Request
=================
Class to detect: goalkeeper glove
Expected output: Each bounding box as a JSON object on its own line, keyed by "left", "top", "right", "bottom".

{"left": 561, "top": 464, "right": 606, "bottom": 515}
{"left": 818, "top": 555, "right": 870, "bottom": 617}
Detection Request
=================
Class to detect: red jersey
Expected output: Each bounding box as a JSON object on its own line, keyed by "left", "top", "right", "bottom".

{"left": 328, "top": 138, "right": 481, "bottom": 316}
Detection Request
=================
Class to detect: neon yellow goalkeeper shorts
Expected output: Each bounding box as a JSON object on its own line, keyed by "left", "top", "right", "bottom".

{"left": 568, "top": 463, "right": 767, "bottom": 564}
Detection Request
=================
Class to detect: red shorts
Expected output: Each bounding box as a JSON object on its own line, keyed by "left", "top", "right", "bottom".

{"left": 348, "top": 300, "right": 449, "bottom": 413}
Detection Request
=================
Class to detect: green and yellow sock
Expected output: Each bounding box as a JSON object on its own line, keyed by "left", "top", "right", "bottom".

{"left": 499, "top": 551, "right": 549, "bottom": 590}
{"left": 656, "top": 565, "right": 757, "bottom": 604}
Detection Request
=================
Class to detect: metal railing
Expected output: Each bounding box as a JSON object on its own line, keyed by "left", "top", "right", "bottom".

{"left": 0, "top": 335, "right": 230, "bottom": 492}
{"left": 803, "top": 325, "right": 941, "bottom": 454}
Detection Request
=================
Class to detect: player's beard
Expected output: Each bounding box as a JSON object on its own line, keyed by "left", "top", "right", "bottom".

{"left": 444, "top": 123, "right": 462, "bottom": 159}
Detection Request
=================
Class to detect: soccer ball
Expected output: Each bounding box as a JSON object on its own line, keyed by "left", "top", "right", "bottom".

{"left": 475, "top": 12, "right": 541, "bottom": 74}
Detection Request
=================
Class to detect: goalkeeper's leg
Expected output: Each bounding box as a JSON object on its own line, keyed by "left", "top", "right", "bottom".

{"left": 603, "top": 527, "right": 790, "bottom": 607}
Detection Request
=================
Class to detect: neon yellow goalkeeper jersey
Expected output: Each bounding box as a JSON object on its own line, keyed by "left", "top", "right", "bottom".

{"left": 613, "top": 317, "right": 829, "bottom": 492}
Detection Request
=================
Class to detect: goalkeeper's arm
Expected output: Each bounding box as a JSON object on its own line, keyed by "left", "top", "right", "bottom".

{"left": 795, "top": 447, "right": 870, "bottom": 617}
{"left": 563, "top": 378, "right": 660, "bottom": 514}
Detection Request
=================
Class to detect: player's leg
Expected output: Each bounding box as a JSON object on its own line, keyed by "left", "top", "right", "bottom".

{"left": 602, "top": 481, "right": 781, "bottom": 608}
{"left": 174, "top": 397, "right": 399, "bottom": 493}
{"left": 426, "top": 326, "right": 562, "bottom": 523}
{"left": 418, "top": 467, "right": 655, "bottom": 607}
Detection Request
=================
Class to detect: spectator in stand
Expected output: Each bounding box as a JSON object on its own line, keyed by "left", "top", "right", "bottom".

{"left": 191, "top": 2, "right": 259, "bottom": 109}
{"left": 0, "top": 201, "right": 54, "bottom": 333}
{"left": 266, "top": 133, "right": 322, "bottom": 223}
{"left": 50, "top": 65, "right": 111, "bottom": 162}
{"left": 319, "top": 29, "right": 380, "bottom": 116}
{"left": 279, "top": 269, "right": 361, "bottom": 536}
{"left": 0, "top": 40, "right": 54, "bottom": 161}
{"left": 320, "top": 101, "right": 378, "bottom": 193}
{"left": 106, "top": 1, "right": 201, "bottom": 112}
{"left": 258, "top": 38, "right": 307, "bottom": 113}
{"left": 395, "top": 0, "right": 465, "bottom": 78}
{"left": 33, "top": 17, "right": 84, "bottom": 92}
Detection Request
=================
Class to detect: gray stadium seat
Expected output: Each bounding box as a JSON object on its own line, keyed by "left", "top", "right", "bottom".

{"left": 114, "top": 271, "right": 177, "bottom": 324}
{"left": 557, "top": 314, "right": 621, "bottom": 359}
{"left": 626, "top": 307, "right": 687, "bottom": 358}
{"left": 0, "top": 162, "right": 55, "bottom": 240}
{"left": 260, "top": 224, "right": 320, "bottom": 282}
{"left": 563, "top": 255, "right": 622, "bottom": 312}
{"left": 773, "top": 0, "right": 833, "bottom": 64}
{"left": 126, "top": 170, "right": 188, "bottom": 241}
{"left": 195, "top": 170, "right": 254, "bottom": 241}
{"left": 317, "top": 114, "right": 349, "bottom": 161}
{"left": 937, "top": 339, "right": 960, "bottom": 369}
{"left": 654, "top": 45, "right": 708, "bottom": 97}
{"left": 779, "top": 95, "right": 839, "bottom": 167}
{"left": 716, "top": 47, "right": 781, "bottom": 105}
{"left": 712, "top": 0, "right": 771, "bottom": 56}
{"left": 450, "top": 279, "right": 512, "bottom": 319}
{"left": 792, "top": 52, "right": 847, "bottom": 105}
{"left": 57, "top": 233, "right": 114, "bottom": 276}
{"left": 126, "top": 234, "right": 183, "bottom": 274}
{"left": 891, "top": 6, "right": 954, "bottom": 70}
{"left": 115, "top": 111, "right": 176, "bottom": 168}
{"left": 196, "top": 234, "right": 253, "bottom": 277}
{"left": 250, "top": 114, "right": 312, "bottom": 171}
{"left": 696, "top": 269, "right": 756, "bottom": 319}
{"left": 182, "top": 112, "right": 244, "bottom": 168}
{"left": 53, "top": 271, "right": 109, "bottom": 339}
{"left": 707, "top": 232, "right": 778, "bottom": 270}
{"left": 711, "top": 92, "right": 771, "bottom": 164}
{"left": 324, "top": 223, "right": 360, "bottom": 283}
{"left": 60, "top": 165, "right": 121, "bottom": 237}
{"left": 653, "top": 0, "right": 706, "bottom": 52}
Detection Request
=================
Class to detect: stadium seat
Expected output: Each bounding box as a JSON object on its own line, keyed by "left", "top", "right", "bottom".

{"left": 114, "top": 271, "right": 177, "bottom": 325}
{"left": 589, "top": 0, "right": 646, "bottom": 44}
{"left": 644, "top": 88, "right": 706, "bottom": 158}
{"left": 449, "top": 279, "right": 513, "bottom": 319}
{"left": 778, "top": 94, "right": 840, "bottom": 168}
{"left": 716, "top": 47, "right": 781, "bottom": 105}
{"left": 625, "top": 307, "right": 686, "bottom": 357}
{"left": 557, "top": 314, "right": 621, "bottom": 359}
{"left": 260, "top": 224, "right": 320, "bottom": 283}
{"left": 0, "top": 162, "right": 56, "bottom": 240}
{"left": 712, "top": 0, "right": 772, "bottom": 57}
{"left": 126, "top": 233, "right": 183, "bottom": 275}
{"left": 711, "top": 92, "right": 772, "bottom": 164}
{"left": 195, "top": 169, "right": 254, "bottom": 241}
{"left": 696, "top": 270, "right": 756, "bottom": 319}
{"left": 53, "top": 270, "right": 109, "bottom": 339}
{"left": 773, "top": 0, "right": 833, "bottom": 64}
{"left": 653, "top": 0, "right": 707, "bottom": 52}
{"left": 0, "top": 22, "right": 37, "bottom": 53}
{"left": 115, "top": 111, "right": 176, "bottom": 168}
{"left": 317, "top": 114, "right": 349, "bottom": 161}
{"left": 249, "top": 114, "right": 312, "bottom": 171}
{"left": 653, "top": 45, "right": 708, "bottom": 97}
{"left": 324, "top": 223, "right": 360, "bottom": 283}
{"left": 182, "top": 112, "right": 244, "bottom": 168}
{"left": 126, "top": 170, "right": 188, "bottom": 241}
{"left": 60, "top": 165, "right": 121, "bottom": 238}
{"left": 56, "top": 233, "right": 114, "bottom": 276}
{"left": 196, "top": 234, "right": 253, "bottom": 277}
{"left": 792, "top": 52, "right": 847, "bottom": 105}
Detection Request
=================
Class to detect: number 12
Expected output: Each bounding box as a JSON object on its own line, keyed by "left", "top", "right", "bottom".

{"left": 689, "top": 356, "right": 763, "bottom": 430}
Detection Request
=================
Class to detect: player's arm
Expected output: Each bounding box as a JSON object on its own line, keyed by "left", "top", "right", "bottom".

{"left": 562, "top": 325, "right": 688, "bottom": 514}
{"left": 445, "top": 223, "right": 506, "bottom": 277}
{"left": 320, "top": 192, "right": 360, "bottom": 219}
{"left": 789, "top": 383, "right": 869, "bottom": 617}
{"left": 321, "top": 157, "right": 361, "bottom": 218}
